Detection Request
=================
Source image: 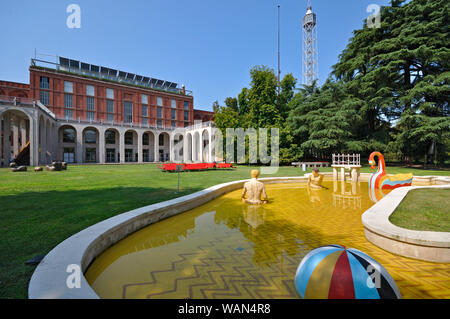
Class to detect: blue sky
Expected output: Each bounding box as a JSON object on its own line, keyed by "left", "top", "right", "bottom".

{"left": 0, "top": 0, "right": 390, "bottom": 111}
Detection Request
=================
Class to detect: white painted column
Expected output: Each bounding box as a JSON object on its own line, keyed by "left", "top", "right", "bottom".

{"left": 76, "top": 127, "right": 83, "bottom": 164}
{"left": 99, "top": 128, "right": 105, "bottom": 164}
{"left": 183, "top": 134, "right": 189, "bottom": 163}
{"left": 154, "top": 132, "right": 159, "bottom": 162}
{"left": 340, "top": 167, "right": 346, "bottom": 181}
{"left": 20, "top": 119, "right": 26, "bottom": 149}
{"left": 192, "top": 133, "right": 197, "bottom": 162}
{"left": 169, "top": 133, "right": 175, "bottom": 162}
{"left": 13, "top": 117, "right": 19, "bottom": 157}
{"left": 333, "top": 167, "right": 338, "bottom": 180}
{"left": 119, "top": 130, "right": 125, "bottom": 163}
{"left": 208, "top": 129, "right": 213, "bottom": 163}
{"left": 200, "top": 133, "right": 204, "bottom": 162}
{"left": 137, "top": 131, "right": 143, "bottom": 163}
{"left": 0, "top": 115, "right": 3, "bottom": 166}
{"left": 3, "top": 115, "right": 11, "bottom": 166}
{"left": 29, "top": 118, "right": 38, "bottom": 166}
{"left": 42, "top": 121, "right": 48, "bottom": 164}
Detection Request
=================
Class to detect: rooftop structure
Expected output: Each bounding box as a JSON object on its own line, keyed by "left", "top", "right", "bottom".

{"left": 31, "top": 56, "right": 192, "bottom": 96}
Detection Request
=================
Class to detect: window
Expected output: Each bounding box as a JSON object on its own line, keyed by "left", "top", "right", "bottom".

{"left": 159, "top": 134, "right": 165, "bottom": 146}
{"left": 87, "top": 97, "right": 95, "bottom": 110}
{"left": 141, "top": 94, "right": 148, "bottom": 104}
{"left": 124, "top": 101, "right": 133, "bottom": 123}
{"left": 171, "top": 109, "right": 176, "bottom": 120}
{"left": 86, "top": 85, "right": 95, "bottom": 96}
{"left": 107, "top": 100, "right": 114, "bottom": 113}
{"left": 142, "top": 105, "right": 148, "bottom": 117}
{"left": 63, "top": 128, "right": 76, "bottom": 143}
{"left": 184, "top": 121, "right": 189, "bottom": 128}
{"left": 157, "top": 119, "right": 163, "bottom": 128}
{"left": 64, "top": 94, "right": 73, "bottom": 108}
{"left": 64, "top": 81, "right": 73, "bottom": 93}
{"left": 142, "top": 118, "right": 148, "bottom": 125}
{"left": 39, "top": 77, "right": 50, "bottom": 105}
{"left": 85, "top": 148, "right": 97, "bottom": 163}
{"left": 64, "top": 109, "right": 73, "bottom": 120}
{"left": 106, "top": 149, "right": 116, "bottom": 163}
{"left": 106, "top": 88, "right": 114, "bottom": 99}
{"left": 157, "top": 97, "right": 163, "bottom": 106}
{"left": 171, "top": 121, "right": 176, "bottom": 128}
{"left": 84, "top": 130, "right": 97, "bottom": 144}
{"left": 125, "top": 149, "right": 134, "bottom": 162}
{"left": 125, "top": 131, "right": 134, "bottom": 145}
{"left": 171, "top": 99, "right": 176, "bottom": 108}
{"left": 105, "top": 130, "right": 116, "bottom": 144}
{"left": 107, "top": 100, "right": 114, "bottom": 122}
{"left": 87, "top": 111, "right": 95, "bottom": 121}
{"left": 87, "top": 96, "right": 95, "bottom": 121}
{"left": 40, "top": 91, "right": 49, "bottom": 106}
{"left": 143, "top": 133, "right": 149, "bottom": 146}
{"left": 40, "top": 77, "right": 49, "bottom": 89}
{"left": 107, "top": 113, "right": 114, "bottom": 122}
{"left": 143, "top": 149, "right": 150, "bottom": 162}
{"left": 63, "top": 148, "right": 75, "bottom": 163}
{"left": 157, "top": 107, "right": 163, "bottom": 118}
{"left": 184, "top": 101, "right": 189, "bottom": 110}
{"left": 184, "top": 111, "right": 189, "bottom": 121}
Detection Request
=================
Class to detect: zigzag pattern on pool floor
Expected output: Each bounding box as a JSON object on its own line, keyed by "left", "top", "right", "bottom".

{"left": 114, "top": 184, "right": 450, "bottom": 299}
{"left": 121, "top": 230, "right": 450, "bottom": 299}
{"left": 122, "top": 234, "right": 302, "bottom": 299}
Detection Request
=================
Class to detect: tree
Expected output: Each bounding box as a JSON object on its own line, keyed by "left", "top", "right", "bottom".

{"left": 332, "top": 0, "right": 450, "bottom": 162}
{"left": 288, "top": 80, "right": 362, "bottom": 158}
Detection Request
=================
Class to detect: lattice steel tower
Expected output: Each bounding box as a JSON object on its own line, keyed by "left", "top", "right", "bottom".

{"left": 302, "top": 1, "right": 318, "bottom": 86}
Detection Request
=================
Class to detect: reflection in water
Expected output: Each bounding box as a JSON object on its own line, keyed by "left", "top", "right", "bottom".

{"left": 85, "top": 181, "right": 446, "bottom": 299}
{"left": 369, "top": 184, "right": 388, "bottom": 202}
{"left": 332, "top": 181, "right": 362, "bottom": 209}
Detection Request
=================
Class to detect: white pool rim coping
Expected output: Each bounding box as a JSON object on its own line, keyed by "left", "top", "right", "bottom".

{"left": 28, "top": 174, "right": 450, "bottom": 299}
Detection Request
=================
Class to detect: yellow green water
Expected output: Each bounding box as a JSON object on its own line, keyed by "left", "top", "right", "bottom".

{"left": 85, "top": 181, "right": 450, "bottom": 299}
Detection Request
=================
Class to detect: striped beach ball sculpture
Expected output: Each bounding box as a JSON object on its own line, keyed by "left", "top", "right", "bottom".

{"left": 294, "top": 245, "right": 402, "bottom": 299}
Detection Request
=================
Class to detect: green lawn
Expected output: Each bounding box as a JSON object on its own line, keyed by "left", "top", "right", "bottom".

{"left": 0, "top": 164, "right": 449, "bottom": 299}
{"left": 389, "top": 189, "right": 450, "bottom": 232}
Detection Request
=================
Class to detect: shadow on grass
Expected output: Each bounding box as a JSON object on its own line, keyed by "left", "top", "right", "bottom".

{"left": 0, "top": 185, "right": 204, "bottom": 299}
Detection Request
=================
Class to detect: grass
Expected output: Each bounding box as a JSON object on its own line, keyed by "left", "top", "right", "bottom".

{"left": 0, "top": 163, "right": 449, "bottom": 299}
{"left": 389, "top": 189, "right": 450, "bottom": 232}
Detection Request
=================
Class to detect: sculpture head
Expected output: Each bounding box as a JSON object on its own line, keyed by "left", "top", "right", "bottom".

{"left": 312, "top": 168, "right": 320, "bottom": 177}
{"left": 250, "top": 169, "right": 260, "bottom": 179}
{"left": 368, "top": 151, "right": 382, "bottom": 170}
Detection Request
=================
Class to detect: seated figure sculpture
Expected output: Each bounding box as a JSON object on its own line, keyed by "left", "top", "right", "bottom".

{"left": 241, "top": 169, "right": 268, "bottom": 205}
{"left": 308, "top": 168, "right": 324, "bottom": 189}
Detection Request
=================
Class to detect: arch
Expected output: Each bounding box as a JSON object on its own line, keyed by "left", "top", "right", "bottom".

{"left": 0, "top": 108, "right": 32, "bottom": 167}
{"left": 186, "top": 133, "right": 192, "bottom": 162}
{"left": 39, "top": 115, "right": 45, "bottom": 164}
{"left": 59, "top": 124, "right": 77, "bottom": 163}
{"left": 193, "top": 131, "right": 200, "bottom": 162}
{"left": 202, "top": 129, "right": 210, "bottom": 162}
{"left": 124, "top": 129, "right": 138, "bottom": 162}
{"left": 142, "top": 131, "right": 155, "bottom": 162}
{"left": 45, "top": 119, "right": 51, "bottom": 163}
{"left": 158, "top": 132, "right": 170, "bottom": 162}
{"left": 173, "top": 133, "right": 184, "bottom": 162}
{"left": 82, "top": 126, "right": 100, "bottom": 163}
{"left": 104, "top": 128, "right": 120, "bottom": 163}
{"left": 51, "top": 122, "right": 55, "bottom": 159}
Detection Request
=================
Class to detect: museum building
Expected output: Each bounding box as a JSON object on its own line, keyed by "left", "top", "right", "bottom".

{"left": 0, "top": 56, "right": 215, "bottom": 167}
